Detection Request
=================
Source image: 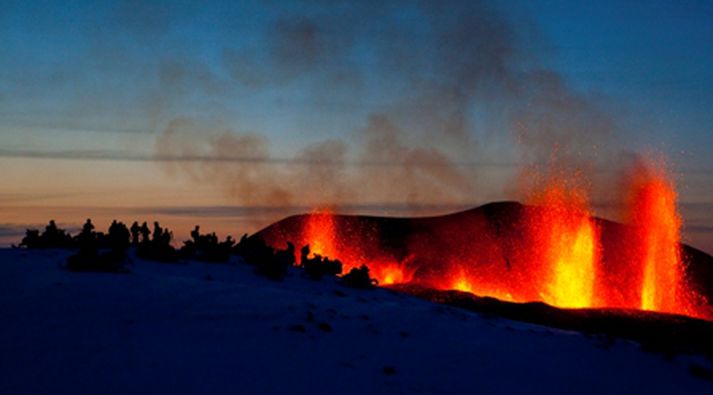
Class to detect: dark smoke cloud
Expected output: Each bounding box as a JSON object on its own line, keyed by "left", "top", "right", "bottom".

{"left": 154, "top": 116, "right": 476, "bottom": 210}
{"left": 353, "top": 115, "right": 476, "bottom": 206}
{"left": 156, "top": 119, "right": 292, "bottom": 207}
{"left": 154, "top": 0, "right": 618, "bottom": 213}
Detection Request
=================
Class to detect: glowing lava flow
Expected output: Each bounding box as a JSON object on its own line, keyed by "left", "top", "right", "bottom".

{"left": 529, "top": 184, "right": 599, "bottom": 308}
{"left": 627, "top": 162, "right": 688, "bottom": 314}
{"left": 449, "top": 269, "right": 516, "bottom": 302}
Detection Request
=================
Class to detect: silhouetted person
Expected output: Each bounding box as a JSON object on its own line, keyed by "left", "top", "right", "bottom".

{"left": 108, "top": 220, "right": 130, "bottom": 253}
{"left": 160, "top": 229, "right": 172, "bottom": 246}
{"left": 43, "top": 220, "right": 72, "bottom": 247}
{"left": 139, "top": 222, "right": 150, "bottom": 244}
{"left": 82, "top": 218, "right": 94, "bottom": 235}
{"left": 152, "top": 222, "right": 163, "bottom": 243}
{"left": 75, "top": 218, "right": 96, "bottom": 247}
{"left": 45, "top": 220, "right": 58, "bottom": 235}
{"left": 224, "top": 235, "right": 234, "bottom": 247}
{"left": 300, "top": 245, "right": 310, "bottom": 265}
{"left": 191, "top": 225, "right": 201, "bottom": 243}
{"left": 282, "top": 242, "right": 296, "bottom": 266}
{"left": 130, "top": 221, "right": 141, "bottom": 246}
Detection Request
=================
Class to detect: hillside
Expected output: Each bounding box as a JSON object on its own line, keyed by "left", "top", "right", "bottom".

{"left": 255, "top": 202, "right": 713, "bottom": 311}
{"left": 1, "top": 248, "right": 712, "bottom": 394}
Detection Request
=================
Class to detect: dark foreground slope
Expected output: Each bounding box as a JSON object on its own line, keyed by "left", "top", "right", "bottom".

{"left": 1, "top": 248, "right": 713, "bottom": 394}
{"left": 392, "top": 284, "right": 713, "bottom": 360}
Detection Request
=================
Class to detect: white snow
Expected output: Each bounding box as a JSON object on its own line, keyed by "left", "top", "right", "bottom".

{"left": 0, "top": 248, "right": 711, "bottom": 394}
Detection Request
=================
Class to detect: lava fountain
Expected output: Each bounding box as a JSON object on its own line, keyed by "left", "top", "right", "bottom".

{"left": 527, "top": 182, "right": 599, "bottom": 308}
{"left": 626, "top": 160, "right": 690, "bottom": 314}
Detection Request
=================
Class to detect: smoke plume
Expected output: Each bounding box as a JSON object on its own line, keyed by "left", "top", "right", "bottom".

{"left": 154, "top": 0, "right": 618, "bottom": 214}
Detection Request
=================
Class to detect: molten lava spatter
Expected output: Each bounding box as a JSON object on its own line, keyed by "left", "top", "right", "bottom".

{"left": 548, "top": 218, "right": 598, "bottom": 308}
{"left": 528, "top": 184, "right": 599, "bottom": 308}
{"left": 257, "top": 158, "right": 710, "bottom": 321}
{"left": 627, "top": 161, "right": 689, "bottom": 314}
{"left": 302, "top": 210, "right": 338, "bottom": 261}
{"left": 296, "top": 210, "right": 416, "bottom": 285}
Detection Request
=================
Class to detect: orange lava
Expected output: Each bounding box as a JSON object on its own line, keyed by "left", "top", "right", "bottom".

{"left": 370, "top": 257, "right": 416, "bottom": 285}
{"left": 296, "top": 210, "right": 416, "bottom": 285}
{"left": 260, "top": 156, "right": 710, "bottom": 320}
{"left": 528, "top": 184, "right": 599, "bottom": 308}
{"left": 301, "top": 210, "right": 338, "bottom": 261}
{"left": 448, "top": 270, "right": 516, "bottom": 302}
{"left": 626, "top": 160, "right": 690, "bottom": 315}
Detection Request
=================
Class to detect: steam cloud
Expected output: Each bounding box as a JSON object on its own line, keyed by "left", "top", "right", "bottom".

{"left": 154, "top": 0, "right": 618, "bottom": 214}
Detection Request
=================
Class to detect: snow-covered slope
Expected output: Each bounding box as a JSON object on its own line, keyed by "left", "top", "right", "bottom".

{"left": 1, "top": 248, "right": 711, "bottom": 394}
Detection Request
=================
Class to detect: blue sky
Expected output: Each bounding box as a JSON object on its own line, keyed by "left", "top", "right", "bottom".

{"left": 529, "top": 1, "right": 713, "bottom": 157}
{"left": 1, "top": 0, "right": 712, "bottom": 250}
{"left": 1, "top": 1, "right": 711, "bottom": 155}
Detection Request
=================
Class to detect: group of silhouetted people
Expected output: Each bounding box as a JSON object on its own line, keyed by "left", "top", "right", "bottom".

{"left": 300, "top": 245, "right": 343, "bottom": 279}
{"left": 66, "top": 219, "right": 131, "bottom": 273}
{"left": 180, "top": 225, "right": 235, "bottom": 262}
{"left": 19, "top": 220, "right": 74, "bottom": 249}
{"left": 17, "top": 218, "right": 378, "bottom": 285}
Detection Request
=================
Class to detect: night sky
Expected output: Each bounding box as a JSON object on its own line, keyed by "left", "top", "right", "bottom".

{"left": 1, "top": 1, "right": 712, "bottom": 252}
